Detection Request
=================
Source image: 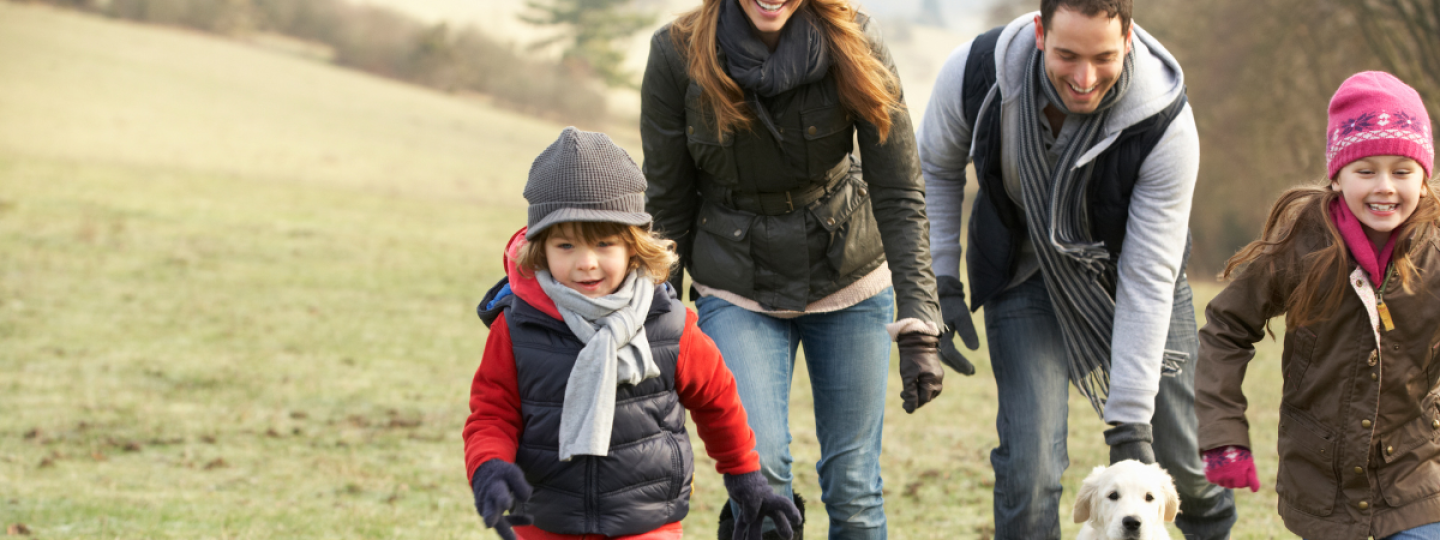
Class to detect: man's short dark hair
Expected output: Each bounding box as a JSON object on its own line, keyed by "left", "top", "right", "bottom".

{"left": 1040, "top": 0, "right": 1132, "bottom": 37}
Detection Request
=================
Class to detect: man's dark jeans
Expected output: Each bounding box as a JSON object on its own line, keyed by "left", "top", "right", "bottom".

{"left": 983, "top": 274, "right": 1236, "bottom": 540}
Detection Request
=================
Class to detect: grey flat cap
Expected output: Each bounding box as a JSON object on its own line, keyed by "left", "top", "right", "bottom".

{"left": 524, "top": 127, "right": 651, "bottom": 239}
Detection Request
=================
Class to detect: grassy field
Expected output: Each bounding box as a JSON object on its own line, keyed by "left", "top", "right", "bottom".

{"left": 0, "top": 3, "right": 1295, "bottom": 538}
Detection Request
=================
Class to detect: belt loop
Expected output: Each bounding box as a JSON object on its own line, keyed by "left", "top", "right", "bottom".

{"left": 785, "top": 191, "right": 794, "bottom": 213}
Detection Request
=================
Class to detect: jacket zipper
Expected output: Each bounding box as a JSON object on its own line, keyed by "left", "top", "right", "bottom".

{"left": 585, "top": 456, "right": 595, "bottom": 532}
{"left": 1376, "top": 265, "right": 1396, "bottom": 332}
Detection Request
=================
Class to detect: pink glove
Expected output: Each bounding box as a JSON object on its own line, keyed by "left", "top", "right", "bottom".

{"left": 1202, "top": 445, "right": 1260, "bottom": 492}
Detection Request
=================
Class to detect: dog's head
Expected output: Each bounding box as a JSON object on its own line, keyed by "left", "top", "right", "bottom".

{"left": 1073, "top": 460, "right": 1180, "bottom": 539}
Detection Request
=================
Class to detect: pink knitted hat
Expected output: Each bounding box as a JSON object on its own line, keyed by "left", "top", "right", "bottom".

{"left": 1326, "top": 71, "right": 1433, "bottom": 179}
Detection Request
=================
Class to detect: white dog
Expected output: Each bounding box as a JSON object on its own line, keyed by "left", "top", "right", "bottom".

{"left": 1073, "top": 460, "right": 1180, "bottom": 540}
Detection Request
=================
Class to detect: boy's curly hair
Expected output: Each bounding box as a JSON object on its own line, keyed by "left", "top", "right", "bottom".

{"left": 515, "top": 221, "right": 677, "bottom": 284}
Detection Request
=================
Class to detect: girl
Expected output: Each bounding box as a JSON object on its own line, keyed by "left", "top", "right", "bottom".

{"left": 462, "top": 127, "right": 800, "bottom": 540}
{"left": 640, "top": 2, "right": 952, "bottom": 537}
{"left": 1196, "top": 72, "right": 1440, "bottom": 540}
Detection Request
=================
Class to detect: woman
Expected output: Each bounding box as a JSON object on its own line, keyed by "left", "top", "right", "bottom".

{"left": 640, "top": 1, "right": 950, "bottom": 538}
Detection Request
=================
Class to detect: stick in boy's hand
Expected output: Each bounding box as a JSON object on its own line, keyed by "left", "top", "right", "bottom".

{"left": 470, "top": 459, "right": 534, "bottom": 540}
{"left": 725, "top": 471, "right": 803, "bottom": 540}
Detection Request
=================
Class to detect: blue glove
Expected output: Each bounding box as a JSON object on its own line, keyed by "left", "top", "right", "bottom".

{"left": 470, "top": 459, "right": 534, "bottom": 540}
{"left": 724, "top": 471, "right": 802, "bottom": 540}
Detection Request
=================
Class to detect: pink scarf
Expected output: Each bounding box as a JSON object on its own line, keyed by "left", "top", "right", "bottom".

{"left": 1330, "top": 198, "right": 1398, "bottom": 284}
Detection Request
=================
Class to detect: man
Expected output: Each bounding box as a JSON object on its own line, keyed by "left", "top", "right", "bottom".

{"left": 917, "top": 1, "right": 1237, "bottom": 538}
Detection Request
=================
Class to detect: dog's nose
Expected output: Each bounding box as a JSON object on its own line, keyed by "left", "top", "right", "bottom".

{"left": 1122, "top": 516, "right": 1142, "bottom": 530}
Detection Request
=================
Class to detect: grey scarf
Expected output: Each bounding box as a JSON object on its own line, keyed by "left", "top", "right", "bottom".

{"left": 1016, "top": 47, "right": 1135, "bottom": 415}
{"left": 536, "top": 269, "right": 659, "bottom": 461}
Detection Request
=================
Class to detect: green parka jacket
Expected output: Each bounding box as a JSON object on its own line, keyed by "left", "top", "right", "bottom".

{"left": 639, "top": 14, "right": 941, "bottom": 326}
{"left": 1198, "top": 210, "right": 1440, "bottom": 540}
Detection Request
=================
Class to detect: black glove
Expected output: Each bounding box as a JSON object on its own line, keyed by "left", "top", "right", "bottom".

{"left": 1104, "top": 423, "right": 1156, "bottom": 464}
{"left": 897, "top": 332, "right": 944, "bottom": 414}
{"left": 724, "top": 471, "right": 803, "bottom": 540}
{"left": 471, "top": 459, "right": 534, "bottom": 540}
{"left": 936, "top": 276, "right": 979, "bottom": 375}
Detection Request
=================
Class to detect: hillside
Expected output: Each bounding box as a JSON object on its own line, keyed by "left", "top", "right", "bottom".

{"left": 0, "top": 1, "right": 611, "bottom": 208}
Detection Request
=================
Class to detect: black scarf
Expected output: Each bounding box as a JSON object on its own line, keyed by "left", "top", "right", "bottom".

{"left": 715, "top": 0, "right": 830, "bottom": 142}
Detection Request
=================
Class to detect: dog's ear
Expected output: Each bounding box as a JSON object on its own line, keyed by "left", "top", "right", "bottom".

{"left": 1073, "top": 465, "right": 1107, "bottom": 523}
{"left": 1151, "top": 463, "right": 1181, "bottom": 522}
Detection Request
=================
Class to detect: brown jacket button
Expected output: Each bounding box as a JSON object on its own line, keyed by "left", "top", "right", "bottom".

{"left": 1432, "top": 419, "right": 1439, "bottom": 429}
{"left": 687, "top": 126, "right": 694, "bottom": 135}
{"left": 1359, "top": 501, "right": 1370, "bottom": 510}
{"left": 1371, "top": 372, "right": 1378, "bottom": 380}
{"left": 1354, "top": 466, "right": 1364, "bottom": 474}
{"left": 1362, "top": 419, "right": 1372, "bottom": 428}
{"left": 732, "top": 229, "right": 742, "bottom": 238}
{"left": 807, "top": 126, "right": 817, "bottom": 136}
{"left": 1387, "top": 445, "right": 1395, "bottom": 455}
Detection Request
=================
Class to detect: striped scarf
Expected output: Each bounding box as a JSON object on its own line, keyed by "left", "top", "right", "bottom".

{"left": 1016, "top": 47, "right": 1135, "bottom": 415}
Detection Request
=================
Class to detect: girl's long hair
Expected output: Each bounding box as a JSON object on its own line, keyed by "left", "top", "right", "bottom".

{"left": 668, "top": 0, "right": 901, "bottom": 142}
{"left": 1221, "top": 178, "right": 1440, "bottom": 329}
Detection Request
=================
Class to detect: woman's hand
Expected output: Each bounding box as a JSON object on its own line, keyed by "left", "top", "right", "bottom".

{"left": 897, "top": 332, "right": 945, "bottom": 413}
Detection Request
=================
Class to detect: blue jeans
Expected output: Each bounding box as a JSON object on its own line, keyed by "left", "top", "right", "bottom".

{"left": 984, "top": 274, "right": 1236, "bottom": 540}
{"left": 696, "top": 288, "right": 895, "bottom": 540}
{"left": 1308, "top": 522, "right": 1440, "bottom": 540}
{"left": 1381, "top": 522, "right": 1440, "bottom": 539}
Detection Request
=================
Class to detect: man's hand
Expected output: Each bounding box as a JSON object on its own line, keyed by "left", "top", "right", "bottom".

{"left": 1104, "top": 423, "right": 1156, "bottom": 464}
{"left": 898, "top": 332, "right": 944, "bottom": 413}
{"left": 937, "top": 276, "right": 979, "bottom": 375}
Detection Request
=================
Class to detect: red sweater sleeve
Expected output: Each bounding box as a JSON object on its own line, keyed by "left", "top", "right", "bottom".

{"left": 462, "top": 312, "right": 523, "bottom": 483}
{"left": 674, "top": 308, "right": 761, "bottom": 475}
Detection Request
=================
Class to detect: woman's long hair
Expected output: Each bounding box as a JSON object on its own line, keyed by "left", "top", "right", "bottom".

{"left": 1221, "top": 178, "right": 1440, "bottom": 329}
{"left": 668, "top": 0, "right": 901, "bottom": 142}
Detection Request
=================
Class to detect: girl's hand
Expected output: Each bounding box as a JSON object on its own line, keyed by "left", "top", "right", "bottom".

{"left": 1202, "top": 445, "right": 1260, "bottom": 492}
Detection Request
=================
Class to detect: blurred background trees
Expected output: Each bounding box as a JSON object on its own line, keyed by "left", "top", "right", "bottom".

{"left": 17, "top": 0, "right": 1440, "bottom": 276}
{"left": 1343, "top": 0, "right": 1440, "bottom": 115}
{"left": 521, "top": 0, "right": 657, "bottom": 88}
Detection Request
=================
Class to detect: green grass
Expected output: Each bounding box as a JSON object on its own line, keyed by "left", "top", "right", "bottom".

{"left": 0, "top": 2, "right": 1295, "bottom": 538}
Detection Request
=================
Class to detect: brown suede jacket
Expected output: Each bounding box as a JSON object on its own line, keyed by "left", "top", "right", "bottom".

{"left": 1197, "top": 209, "right": 1440, "bottom": 540}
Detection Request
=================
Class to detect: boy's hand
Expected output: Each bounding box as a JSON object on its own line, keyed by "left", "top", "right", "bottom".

{"left": 471, "top": 459, "right": 534, "bottom": 540}
{"left": 724, "top": 471, "right": 802, "bottom": 540}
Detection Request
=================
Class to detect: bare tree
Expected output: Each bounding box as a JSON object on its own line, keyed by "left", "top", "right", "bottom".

{"left": 1340, "top": 0, "right": 1440, "bottom": 118}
